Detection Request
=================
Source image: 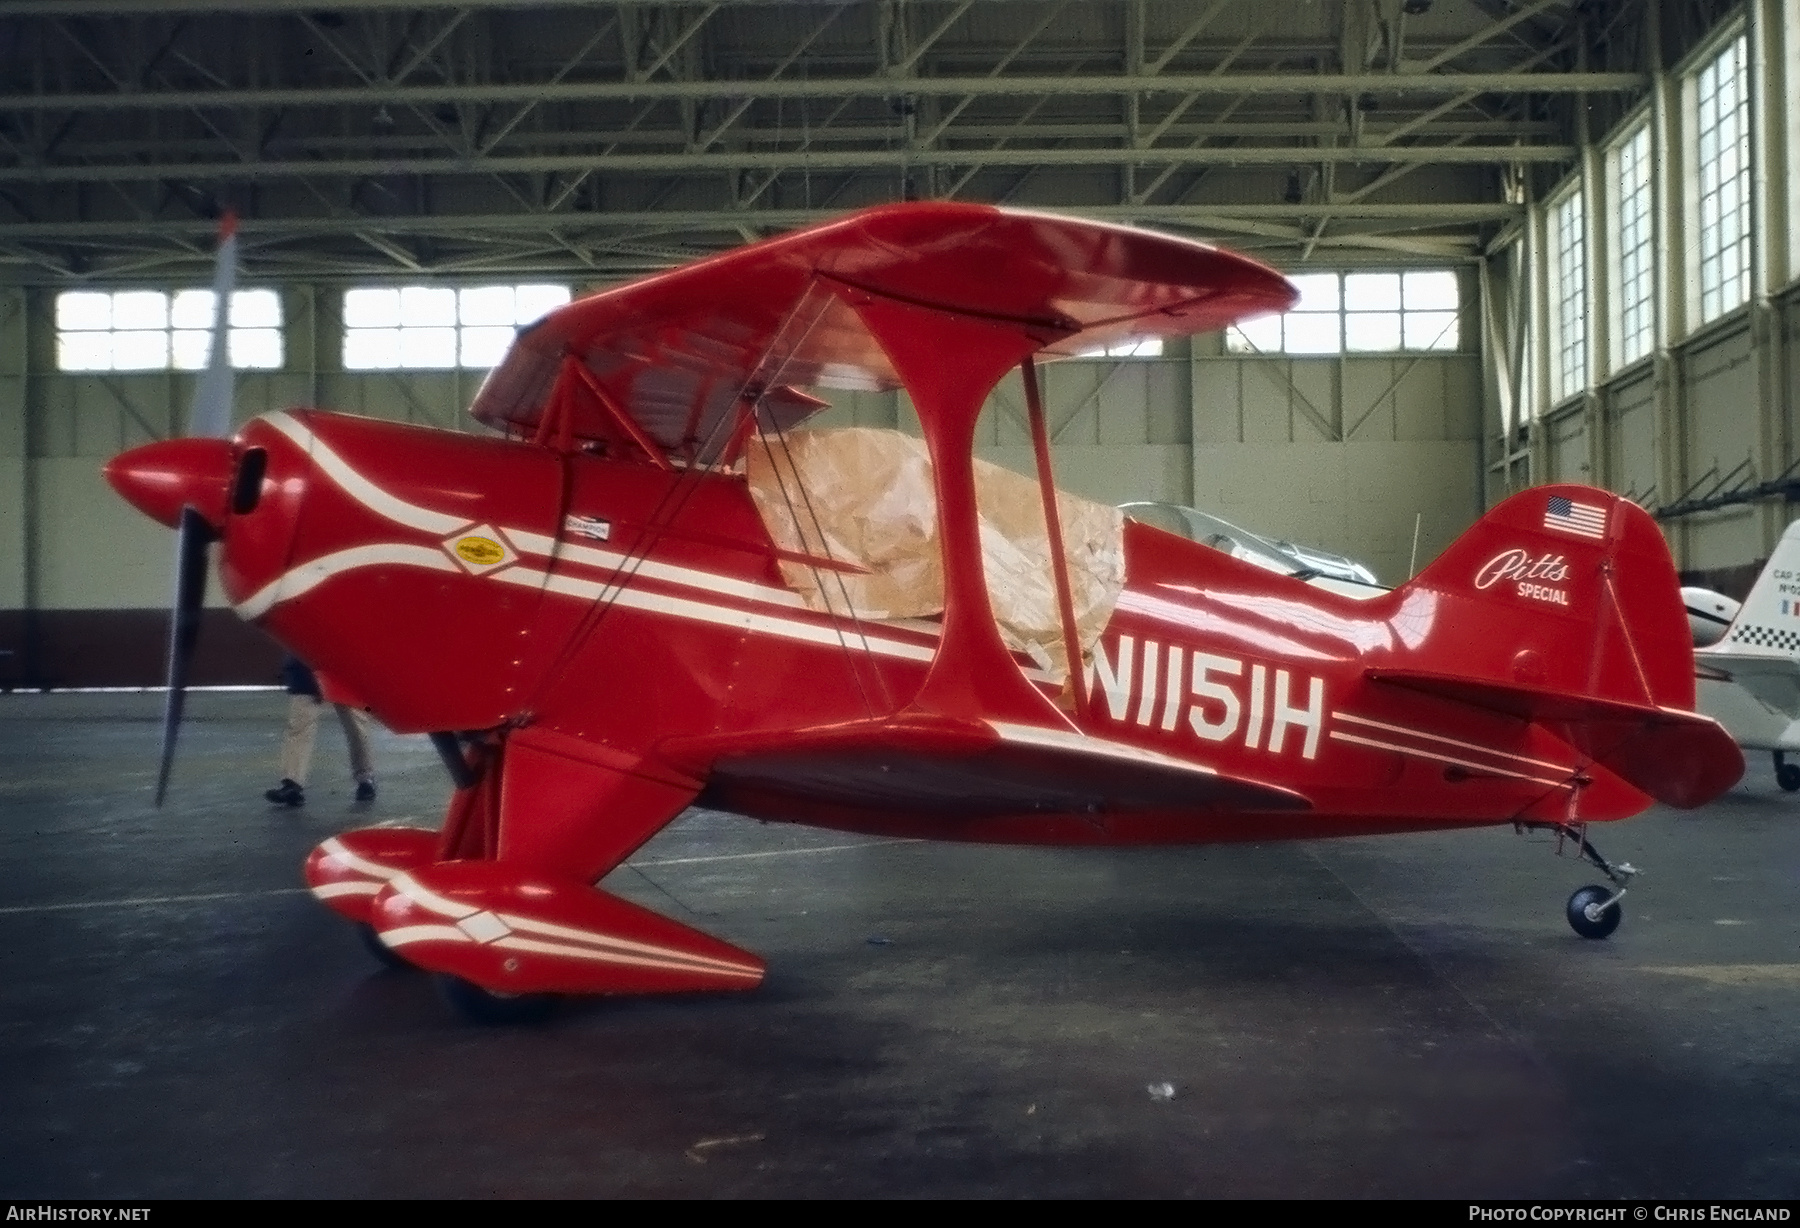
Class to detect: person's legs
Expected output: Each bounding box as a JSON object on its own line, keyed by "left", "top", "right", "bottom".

{"left": 268, "top": 695, "right": 322, "bottom": 805}
{"left": 335, "top": 704, "right": 376, "bottom": 800}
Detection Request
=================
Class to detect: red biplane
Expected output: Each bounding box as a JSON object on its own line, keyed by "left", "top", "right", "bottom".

{"left": 105, "top": 204, "right": 1743, "bottom": 1022}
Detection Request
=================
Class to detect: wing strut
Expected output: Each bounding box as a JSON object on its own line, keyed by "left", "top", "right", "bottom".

{"left": 534, "top": 354, "right": 678, "bottom": 471}
{"left": 1021, "top": 355, "right": 1089, "bottom": 718}
{"left": 841, "top": 288, "right": 1077, "bottom": 729}
{"left": 568, "top": 359, "right": 675, "bottom": 471}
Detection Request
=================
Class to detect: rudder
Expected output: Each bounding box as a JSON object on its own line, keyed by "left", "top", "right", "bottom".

{"left": 1388, "top": 486, "right": 1740, "bottom": 806}
{"left": 1401, "top": 485, "right": 1694, "bottom": 716}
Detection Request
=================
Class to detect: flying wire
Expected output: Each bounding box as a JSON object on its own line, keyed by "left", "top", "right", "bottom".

{"left": 744, "top": 281, "right": 899, "bottom": 716}
{"left": 517, "top": 375, "right": 748, "bottom": 714}
{"left": 517, "top": 275, "right": 853, "bottom": 716}
{"left": 753, "top": 411, "right": 890, "bottom": 719}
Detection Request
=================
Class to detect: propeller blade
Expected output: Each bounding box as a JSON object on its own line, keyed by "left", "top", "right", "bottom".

{"left": 156, "top": 211, "right": 237, "bottom": 805}
{"left": 186, "top": 211, "right": 238, "bottom": 440}
{"left": 154, "top": 506, "right": 216, "bottom": 806}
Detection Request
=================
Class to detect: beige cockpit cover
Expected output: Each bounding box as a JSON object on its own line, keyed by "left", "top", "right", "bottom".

{"left": 745, "top": 428, "right": 1125, "bottom": 681}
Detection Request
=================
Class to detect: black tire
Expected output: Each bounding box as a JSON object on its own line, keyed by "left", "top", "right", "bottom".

{"left": 437, "top": 975, "right": 556, "bottom": 1025}
{"left": 1567, "top": 884, "right": 1622, "bottom": 940}
{"left": 356, "top": 923, "right": 413, "bottom": 971}
{"left": 1775, "top": 756, "right": 1800, "bottom": 793}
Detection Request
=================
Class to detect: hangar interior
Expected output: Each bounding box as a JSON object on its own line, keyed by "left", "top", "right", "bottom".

{"left": 2, "top": 0, "right": 1795, "bottom": 685}
{"left": 7, "top": 0, "right": 1800, "bottom": 1202}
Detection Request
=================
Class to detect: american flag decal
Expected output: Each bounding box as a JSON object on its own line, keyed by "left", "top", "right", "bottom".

{"left": 1543, "top": 495, "right": 1607, "bottom": 540}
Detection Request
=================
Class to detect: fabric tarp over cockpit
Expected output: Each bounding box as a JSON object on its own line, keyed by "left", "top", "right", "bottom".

{"left": 745, "top": 427, "right": 1123, "bottom": 683}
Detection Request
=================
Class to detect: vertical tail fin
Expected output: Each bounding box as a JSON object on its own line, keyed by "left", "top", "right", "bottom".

{"left": 1711, "top": 519, "right": 1800, "bottom": 657}
{"left": 1376, "top": 485, "right": 1740, "bottom": 806}
{"left": 1398, "top": 485, "right": 1693, "bottom": 711}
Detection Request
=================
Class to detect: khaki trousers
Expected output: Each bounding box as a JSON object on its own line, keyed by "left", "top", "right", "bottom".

{"left": 278, "top": 695, "right": 374, "bottom": 786}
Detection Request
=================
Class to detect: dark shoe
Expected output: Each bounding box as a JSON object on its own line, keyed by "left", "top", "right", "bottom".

{"left": 355, "top": 780, "right": 376, "bottom": 803}
{"left": 264, "top": 779, "right": 305, "bottom": 807}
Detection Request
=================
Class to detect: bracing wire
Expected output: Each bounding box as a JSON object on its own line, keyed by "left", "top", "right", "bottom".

{"left": 743, "top": 283, "right": 900, "bottom": 717}
{"left": 517, "top": 276, "right": 872, "bottom": 717}
{"left": 753, "top": 406, "right": 899, "bottom": 719}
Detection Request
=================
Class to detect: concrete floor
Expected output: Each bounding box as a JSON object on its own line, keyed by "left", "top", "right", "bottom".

{"left": 2, "top": 691, "right": 1798, "bottom": 1199}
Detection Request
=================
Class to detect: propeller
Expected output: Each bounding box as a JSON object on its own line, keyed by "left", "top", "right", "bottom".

{"left": 153, "top": 212, "right": 239, "bottom": 805}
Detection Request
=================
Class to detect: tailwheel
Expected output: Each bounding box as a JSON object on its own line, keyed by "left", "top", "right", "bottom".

{"left": 1519, "top": 813, "right": 1637, "bottom": 941}
{"left": 437, "top": 975, "right": 557, "bottom": 1025}
{"left": 1774, "top": 752, "right": 1800, "bottom": 793}
{"left": 357, "top": 923, "right": 414, "bottom": 971}
{"left": 1566, "top": 884, "right": 1623, "bottom": 940}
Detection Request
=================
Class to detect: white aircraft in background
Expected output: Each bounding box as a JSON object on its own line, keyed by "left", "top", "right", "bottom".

{"left": 1683, "top": 519, "right": 1800, "bottom": 792}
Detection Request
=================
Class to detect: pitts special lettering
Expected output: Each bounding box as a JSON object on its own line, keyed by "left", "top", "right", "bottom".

{"left": 1474, "top": 548, "right": 1572, "bottom": 606}
{"left": 1084, "top": 635, "right": 1326, "bottom": 759}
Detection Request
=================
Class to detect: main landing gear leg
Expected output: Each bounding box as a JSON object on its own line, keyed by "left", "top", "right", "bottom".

{"left": 1518, "top": 819, "right": 1637, "bottom": 940}
{"left": 1774, "top": 751, "right": 1800, "bottom": 793}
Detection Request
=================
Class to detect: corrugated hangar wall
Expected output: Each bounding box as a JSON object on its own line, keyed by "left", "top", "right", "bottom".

{"left": 1537, "top": 287, "right": 1800, "bottom": 572}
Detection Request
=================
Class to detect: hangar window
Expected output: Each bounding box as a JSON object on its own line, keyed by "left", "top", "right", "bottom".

{"left": 1693, "top": 33, "right": 1751, "bottom": 324}
{"left": 1076, "top": 337, "right": 1164, "bottom": 358}
{"left": 1225, "top": 270, "right": 1459, "bottom": 355}
{"left": 1612, "top": 123, "right": 1656, "bottom": 368}
{"left": 1548, "top": 188, "right": 1587, "bottom": 405}
{"left": 54, "top": 289, "right": 283, "bottom": 372}
{"left": 341, "top": 283, "right": 570, "bottom": 370}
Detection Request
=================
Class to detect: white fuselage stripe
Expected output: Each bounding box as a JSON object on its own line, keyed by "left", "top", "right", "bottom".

{"left": 1332, "top": 710, "right": 1567, "bottom": 773}
{"left": 489, "top": 565, "right": 938, "bottom": 664}
{"left": 501, "top": 525, "right": 809, "bottom": 611}
{"left": 235, "top": 543, "right": 460, "bottom": 619}
{"left": 1326, "top": 728, "right": 1568, "bottom": 787}
{"left": 264, "top": 411, "right": 472, "bottom": 536}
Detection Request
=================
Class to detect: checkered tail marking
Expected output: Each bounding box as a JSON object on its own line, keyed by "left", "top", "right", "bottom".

{"left": 1727, "top": 623, "right": 1800, "bottom": 653}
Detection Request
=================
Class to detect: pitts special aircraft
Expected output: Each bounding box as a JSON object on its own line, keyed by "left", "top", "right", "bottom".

{"left": 105, "top": 204, "right": 1744, "bottom": 1022}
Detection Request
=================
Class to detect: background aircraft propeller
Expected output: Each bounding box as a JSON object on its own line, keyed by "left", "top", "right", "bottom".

{"left": 154, "top": 212, "right": 238, "bottom": 805}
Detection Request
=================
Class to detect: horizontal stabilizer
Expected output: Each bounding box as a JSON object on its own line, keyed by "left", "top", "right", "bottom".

{"left": 1695, "top": 650, "right": 1800, "bottom": 714}
{"left": 1369, "top": 669, "right": 1743, "bottom": 808}
{"left": 662, "top": 714, "right": 1309, "bottom": 819}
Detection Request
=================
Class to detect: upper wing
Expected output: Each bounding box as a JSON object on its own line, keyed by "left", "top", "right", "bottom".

{"left": 468, "top": 203, "right": 1295, "bottom": 460}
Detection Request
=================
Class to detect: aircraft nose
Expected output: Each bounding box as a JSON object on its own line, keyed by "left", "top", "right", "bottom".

{"left": 103, "top": 438, "right": 237, "bottom": 530}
